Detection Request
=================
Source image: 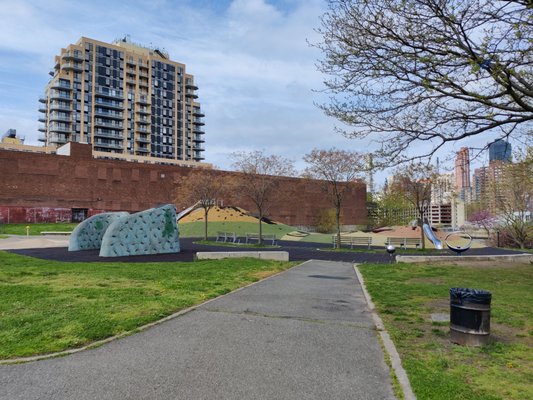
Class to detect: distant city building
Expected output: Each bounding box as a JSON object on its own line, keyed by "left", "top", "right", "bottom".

{"left": 472, "top": 166, "right": 487, "bottom": 202}
{"left": 472, "top": 160, "right": 507, "bottom": 212}
{"left": 488, "top": 139, "right": 512, "bottom": 163}
{"left": 1, "top": 129, "right": 24, "bottom": 144}
{"left": 454, "top": 147, "right": 472, "bottom": 202}
{"left": 431, "top": 173, "right": 455, "bottom": 205}
{"left": 38, "top": 36, "right": 205, "bottom": 166}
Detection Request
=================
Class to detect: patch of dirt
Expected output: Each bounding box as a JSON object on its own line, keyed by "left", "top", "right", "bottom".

{"left": 180, "top": 206, "right": 279, "bottom": 224}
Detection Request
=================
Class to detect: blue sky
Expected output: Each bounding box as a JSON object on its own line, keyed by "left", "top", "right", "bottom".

{"left": 0, "top": 0, "right": 504, "bottom": 184}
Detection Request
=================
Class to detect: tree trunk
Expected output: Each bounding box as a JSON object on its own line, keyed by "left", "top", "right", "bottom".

{"left": 336, "top": 205, "right": 341, "bottom": 249}
{"left": 419, "top": 216, "right": 426, "bottom": 250}
{"left": 204, "top": 208, "right": 209, "bottom": 241}
{"left": 259, "top": 212, "right": 263, "bottom": 245}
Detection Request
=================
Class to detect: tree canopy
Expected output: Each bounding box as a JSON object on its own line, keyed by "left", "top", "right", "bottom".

{"left": 231, "top": 150, "right": 295, "bottom": 244}
{"left": 316, "top": 0, "right": 533, "bottom": 165}
{"left": 303, "top": 148, "right": 365, "bottom": 247}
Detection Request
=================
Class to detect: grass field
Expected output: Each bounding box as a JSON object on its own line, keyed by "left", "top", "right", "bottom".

{"left": 0, "top": 223, "right": 77, "bottom": 236}
{"left": 358, "top": 262, "right": 533, "bottom": 400}
{"left": 0, "top": 251, "right": 295, "bottom": 359}
{"left": 178, "top": 221, "right": 295, "bottom": 239}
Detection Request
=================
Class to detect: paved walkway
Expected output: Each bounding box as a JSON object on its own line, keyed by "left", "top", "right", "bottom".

{"left": 0, "top": 260, "right": 396, "bottom": 400}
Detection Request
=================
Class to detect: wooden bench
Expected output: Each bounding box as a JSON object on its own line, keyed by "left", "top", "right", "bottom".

{"left": 386, "top": 237, "right": 422, "bottom": 249}
{"left": 332, "top": 235, "right": 372, "bottom": 249}
{"left": 40, "top": 231, "right": 72, "bottom": 235}
{"left": 215, "top": 232, "right": 238, "bottom": 243}
{"left": 245, "top": 233, "right": 277, "bottom": 245}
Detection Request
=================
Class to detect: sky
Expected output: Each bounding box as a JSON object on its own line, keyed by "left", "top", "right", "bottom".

{"left": 0, "top": 0, "right": 515, "bottom": 188}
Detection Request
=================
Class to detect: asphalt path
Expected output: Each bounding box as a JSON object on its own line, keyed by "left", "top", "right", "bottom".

{"left": 0, "top": 260, "right": 396, "bottom": 400}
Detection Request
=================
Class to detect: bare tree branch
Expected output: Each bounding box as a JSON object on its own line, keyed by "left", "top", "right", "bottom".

{"left": 314, "top": 0, "right": 533, "bottom": 166}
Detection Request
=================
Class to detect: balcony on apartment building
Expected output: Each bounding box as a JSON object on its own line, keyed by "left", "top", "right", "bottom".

{"left": 49, "top": 123, "right": 71, "bottom": 134}
{"left": 185, "top": 89, "right": 198, "bottom": 99}
{"left": 94, "top": 109, "right": 123, "bottom": 119}
{"left": 95, "top": 87, "right": 124, "bottom": 100}
{"left": 49, "top": 113, "right": 72, "bottom": 123}
{"left": 135, "top": 107, "right": 150, "bottom": 115}
{"left": 50, "top": 81, "right": 72, "bottom": 90}
{"left": 94, "top": 118, "right": 123, "bottom": 129}
{"left": 135, "top": 135, "right": 150, "bottom": 143}
{"left": 49, "top": 102, "right": 71, "bottom": 112}
{"left": 62, "top": 62, "right": 83, "bottom": 72}
{"left": 94, "top": 129, "right": 124, "bottom": 140}
{"left": 49, "top": 90, "right": 72, "bottom": 101}
{"left": 61, "top": 51, "right": 83, "bottom": 62}
{"left": 95, "top": 98, "right": 124, "bottom": 110}
{"left": 94, "top": 140, "right": 124, "bottom": 150}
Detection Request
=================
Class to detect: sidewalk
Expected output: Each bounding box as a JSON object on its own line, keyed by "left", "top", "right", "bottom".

{"left": 0, "top": 234, "right": 69, "bottom": 250}
{"left": 0, "top": 260, "right": 396, "bottom": 400}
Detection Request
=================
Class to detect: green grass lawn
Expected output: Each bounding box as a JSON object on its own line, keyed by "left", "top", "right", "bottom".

{"left": 0, "top": 223, "right": 77, "bottom": 236}
{"left": 0, "top": 251, "right": 296, "bottom": 359}
{"left": 358, "top": 262, "right": 533, "bottom": 400}
{"left": 178, "top": 221, "right": 295, "bottom": 239}
{"left": 298, "top": 232, "right": 332, "bottom": 243}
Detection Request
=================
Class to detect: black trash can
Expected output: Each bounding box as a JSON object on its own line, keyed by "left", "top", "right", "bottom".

{"left": 450, "top": 288, "right": 491, "bottom": 346}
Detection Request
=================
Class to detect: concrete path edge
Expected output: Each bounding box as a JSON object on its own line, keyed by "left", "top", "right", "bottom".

{"left": 0, "top": 260, "right": 311, "bottom": 365}
{"left": 353, "top": 265, "right": 417, "bottom": 400}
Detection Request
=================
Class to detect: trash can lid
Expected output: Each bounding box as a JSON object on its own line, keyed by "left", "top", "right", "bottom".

{"left": 450, "top": 287, "right": 492, "bottom": 304}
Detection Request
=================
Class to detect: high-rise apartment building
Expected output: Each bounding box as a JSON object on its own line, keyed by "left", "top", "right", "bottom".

{"left": 38, "top": 36, "right": 205, "bottom": 164}
{"left": 454, "top": 147, "right": 471, "bottom": 202}
{"left": 431, "top": 173, "right": 454, "bottom": 205}
{"left": 488, "top": 139, "right": 512, "bottom": 163}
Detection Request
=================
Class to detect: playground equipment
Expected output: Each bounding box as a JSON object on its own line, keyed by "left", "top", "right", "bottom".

{"left": 68, "top": 204, "right": 180, "bottom": 257}
{"left": 100, "top": 204, "right": 180, "bottom": 257}
{"left": 445, "top": 232, "right": 473, "bottom": 256}
{"left": 68, "top": 212, "right": 129, "bottom": 251}
{"left": 176, "top": 201, "right": 203, "bottom": 221}
{"left": 422, "top": 223, "right": 443, "bottom": 250}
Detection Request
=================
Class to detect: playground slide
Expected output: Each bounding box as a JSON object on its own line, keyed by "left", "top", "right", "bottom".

{"left": 176, "top": 201, "right": 202, "bottom": 221}
{"left": 423, "top": 223, "right": 443, "bottom": 250}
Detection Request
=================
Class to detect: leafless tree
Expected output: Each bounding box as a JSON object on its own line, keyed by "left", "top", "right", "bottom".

{"left": 231, "top": 151, "right": 296, "bottom": 244}
{"left": 175, "top": 168, "right": 227, "bottom": 240}
{"left": 315, "top": 0, "right": 533, "bottom": 165}
{"left": 390, "top": 163, "right": 436, "bottom": 249}
{"left": 303, "top": 148, "right": 365, "bottom": 248}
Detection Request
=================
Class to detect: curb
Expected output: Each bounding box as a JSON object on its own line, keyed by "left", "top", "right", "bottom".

{"left": 0, "top": 260, "right": 308, "bottom": 365}
{"left": 353, "top": 265, "right": 416, "bottom": 400}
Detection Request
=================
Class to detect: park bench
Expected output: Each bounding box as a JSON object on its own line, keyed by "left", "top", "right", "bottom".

{"left": 386, "top": 237, "right": 422, "bottom": 249}
{"left": 331, "top": 235, "right": 372, "bottom": 249}
{"left": 40, "top": 231, "right": 72, "bottom": 235}
{"left": 245, "top": 233, "right": 277, "bottom": 245}
{"left": 215, "top": 231, "right": 239, "bottom": 243}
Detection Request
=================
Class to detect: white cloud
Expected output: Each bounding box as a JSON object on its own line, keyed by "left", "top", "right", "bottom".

{"left": 0, "top": 0, "right": 369, "bottom": 174}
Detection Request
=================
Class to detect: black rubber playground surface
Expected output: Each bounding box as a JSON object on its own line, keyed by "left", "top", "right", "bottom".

{"left": 8, "top": 238, "right": 528, "bottom": 264}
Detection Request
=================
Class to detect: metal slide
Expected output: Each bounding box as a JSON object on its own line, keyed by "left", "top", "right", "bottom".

{"left": 423, "top": 223, "right": 443, "bottom": 250}
{"left": 176, "top": 201, "right": 202, "bottom": 221}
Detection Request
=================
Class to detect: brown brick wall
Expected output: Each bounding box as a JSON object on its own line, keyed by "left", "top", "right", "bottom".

{"left": 0, "top": 143, "right": 367, "bottom": 226}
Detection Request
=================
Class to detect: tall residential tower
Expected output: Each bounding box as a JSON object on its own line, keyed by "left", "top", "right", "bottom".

{"left": 38, "top": 36, "right": 205, "bottom": 165}
{"left": 454, "top": 147, "right": 472, "bottom": 202}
